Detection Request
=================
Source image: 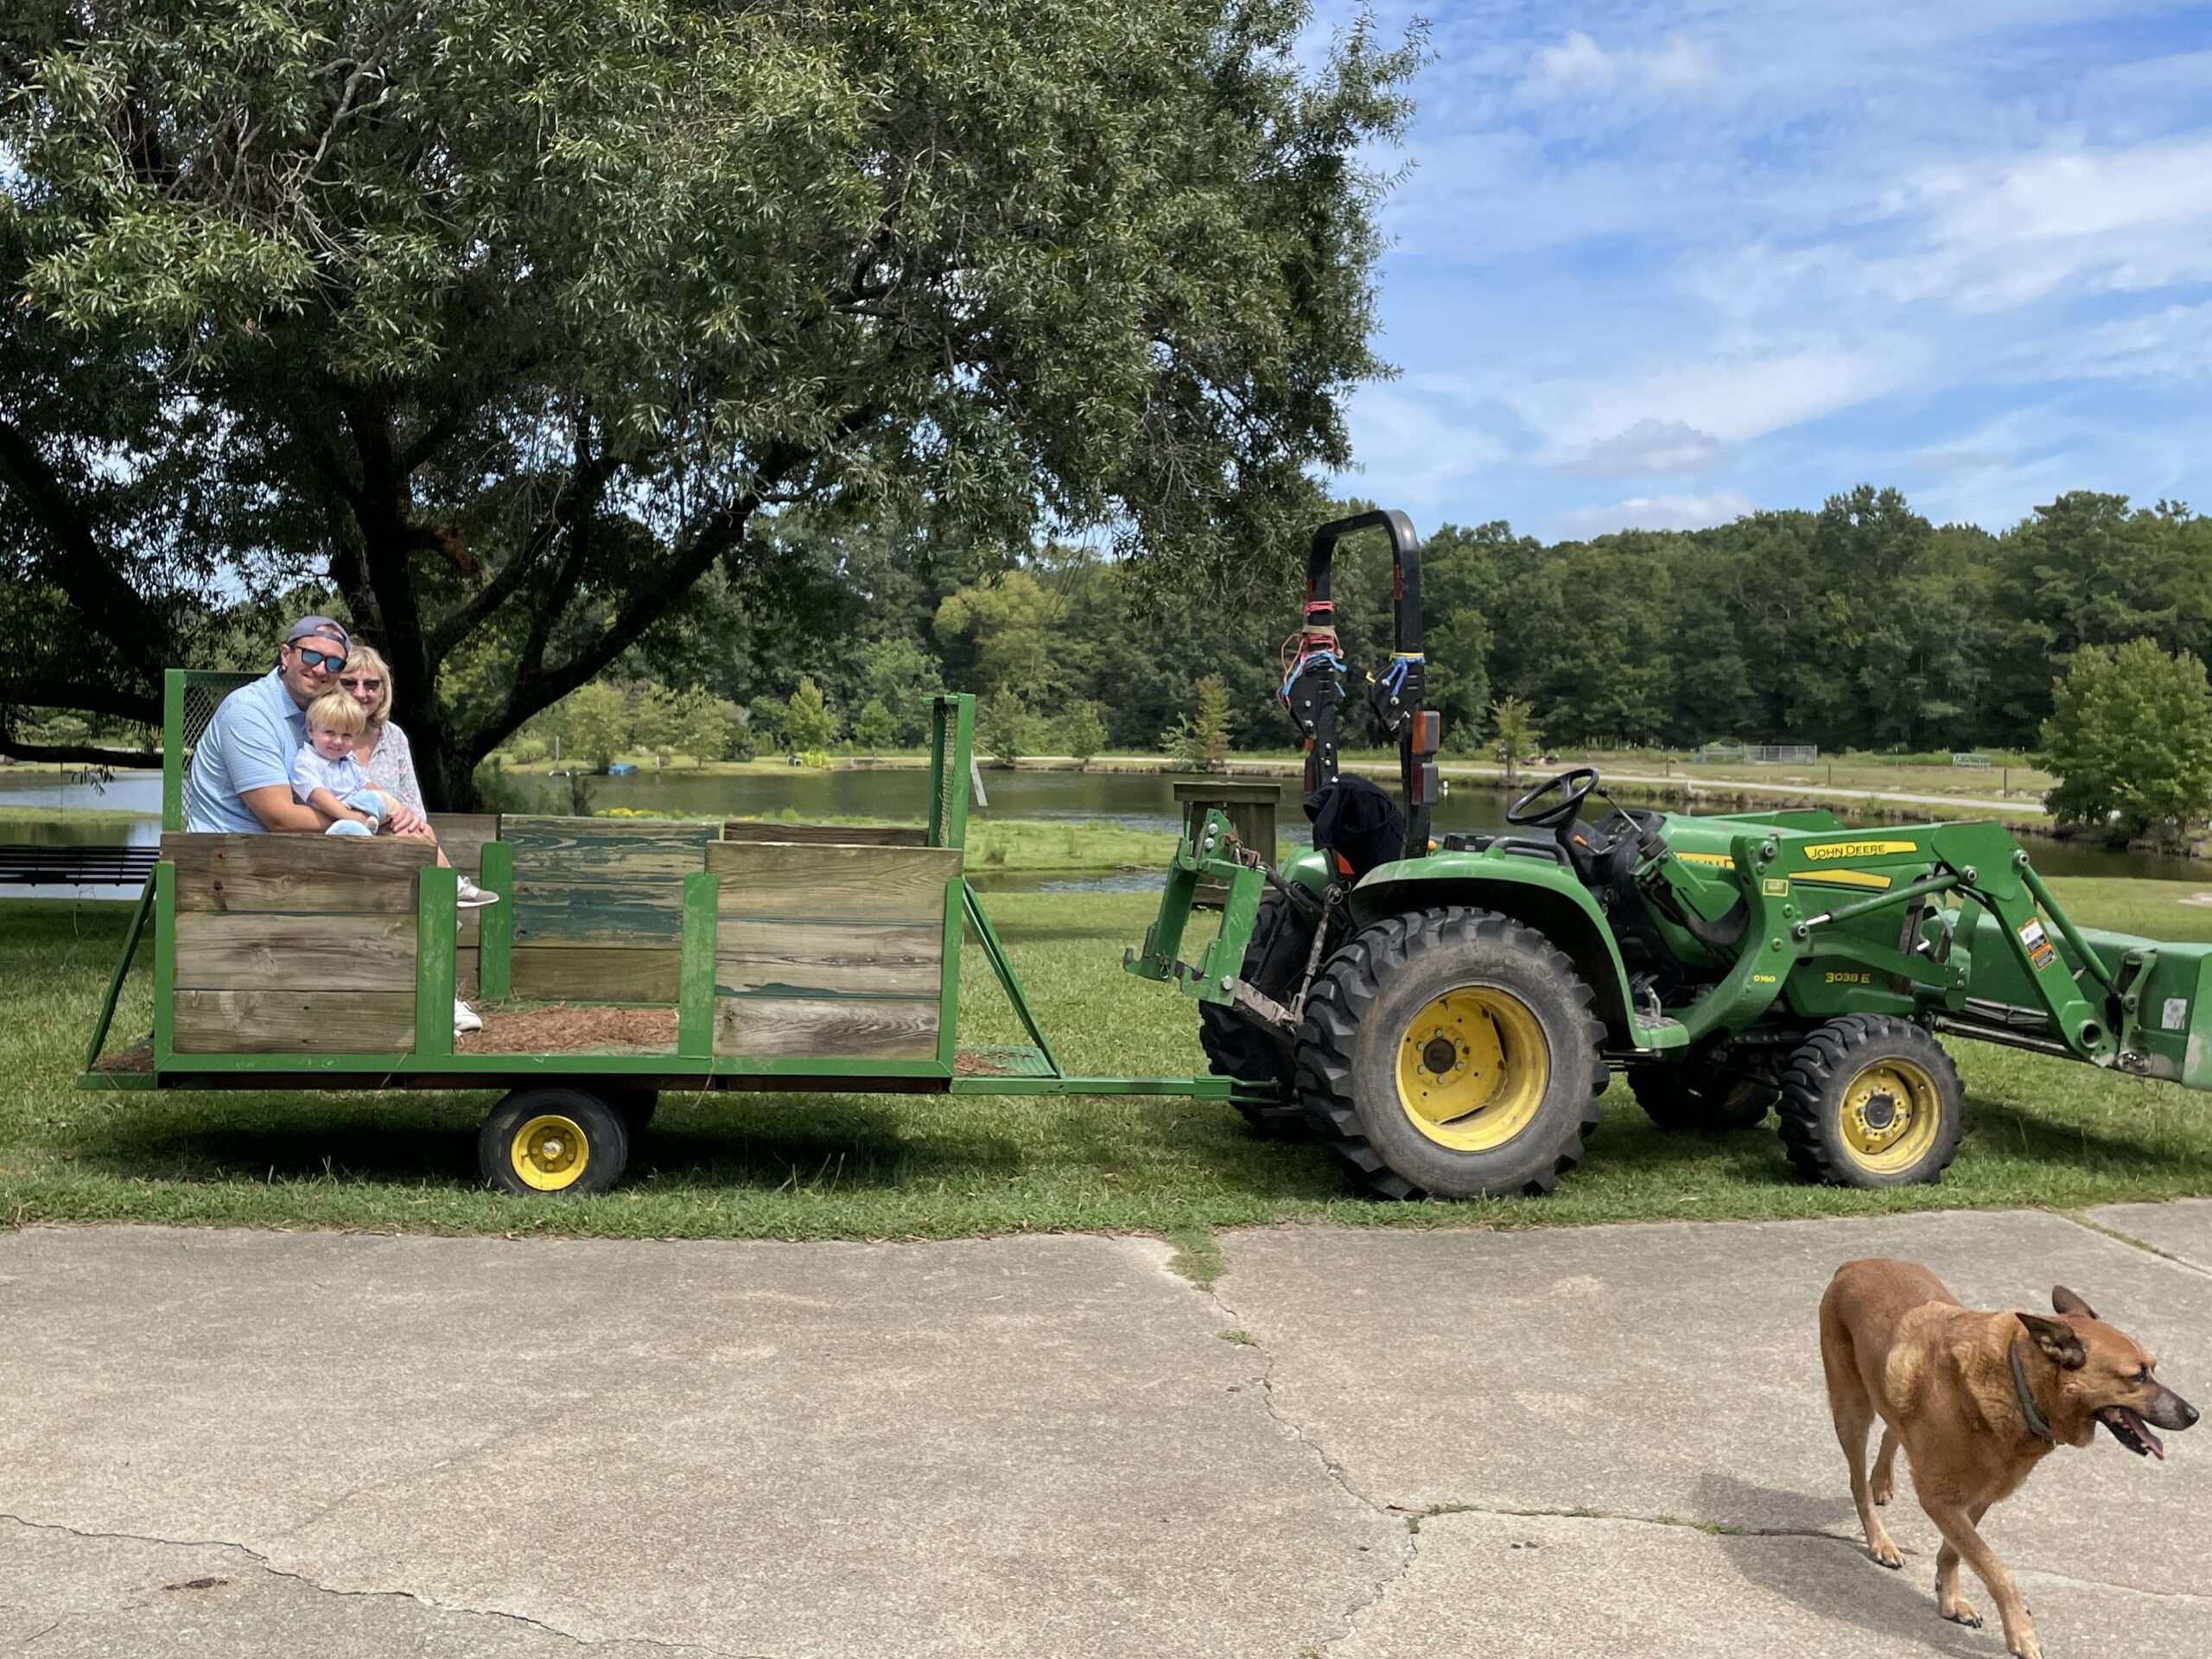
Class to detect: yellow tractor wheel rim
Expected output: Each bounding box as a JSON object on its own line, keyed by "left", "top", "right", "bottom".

{"left": 1394, "top": 987, "right": 1551, "bottom": 1151}
{"left": 510, "top": 1113, "right": 590, "bottom": 1192}
{"left": 1838, "top": 1058, "right": 1942, "bottom": 1173}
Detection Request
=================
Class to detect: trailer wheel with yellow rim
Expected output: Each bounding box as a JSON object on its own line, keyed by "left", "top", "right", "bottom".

{"left": 1294, "top": 907, "right": 1607, "bottom": 1198}
{"left": 480, "top": 1086, "right": 630, "bottom": 1197}
{"left": 1776, "top": 1014, "right": 1965, "bottom": 1188}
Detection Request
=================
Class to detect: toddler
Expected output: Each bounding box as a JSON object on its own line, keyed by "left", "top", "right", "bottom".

{"left": 291, "top": 690, "right": 499, "bottom": 911}
{"left": 294, "top": 691, "right": 396, "bottom": 836}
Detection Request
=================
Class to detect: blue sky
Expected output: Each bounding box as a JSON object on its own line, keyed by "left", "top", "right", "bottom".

{"left": 1313, "top": 2, "right": 2212, "bottom": 541}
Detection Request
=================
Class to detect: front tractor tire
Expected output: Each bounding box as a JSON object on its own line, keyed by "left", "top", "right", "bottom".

{"left": 1777, "top": 1014, "right": 1966, "bottom": 1188}
{"left": 1294, "top": 907, "right": 1607, "bottom": 1199}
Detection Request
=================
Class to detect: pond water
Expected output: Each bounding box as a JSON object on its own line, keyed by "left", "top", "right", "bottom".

{"left": 4, "top": 760, "right": 2206, "bottom": 897}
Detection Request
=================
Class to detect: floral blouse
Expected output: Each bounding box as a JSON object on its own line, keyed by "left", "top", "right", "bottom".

{"left": 360, "top": 721, "right": 427, "bottom": 819}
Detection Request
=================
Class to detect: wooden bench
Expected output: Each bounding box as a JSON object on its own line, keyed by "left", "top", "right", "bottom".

{"left": 0, "top": 842, "right": 159, "bottom": 887}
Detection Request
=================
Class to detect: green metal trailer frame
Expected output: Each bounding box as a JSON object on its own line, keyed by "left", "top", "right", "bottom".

{"left": 77, "top": 671, "right": 1262, "bottom": 1118}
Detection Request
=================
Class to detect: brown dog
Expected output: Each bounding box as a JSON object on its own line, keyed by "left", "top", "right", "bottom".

{"left": 1819, "top": 1258, "right": 2197, "bottom": 1657}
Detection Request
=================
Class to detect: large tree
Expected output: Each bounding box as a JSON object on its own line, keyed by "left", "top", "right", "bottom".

{"left": 0, "top": 1, "right": 1417, "bottom": 802}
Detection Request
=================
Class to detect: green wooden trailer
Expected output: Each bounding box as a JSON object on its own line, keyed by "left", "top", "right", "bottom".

{"left": 77, "top": 671, "right": 1259, "bottom": 1195}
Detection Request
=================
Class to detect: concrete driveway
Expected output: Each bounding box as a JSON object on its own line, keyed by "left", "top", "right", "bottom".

{"left": 4, "top": 1203, "right": 2210, "bottom": 1657}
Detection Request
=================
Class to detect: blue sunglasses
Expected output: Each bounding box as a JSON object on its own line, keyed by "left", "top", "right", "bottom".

{"left": 293, "top": 646, "right": 348, "bottom": 671}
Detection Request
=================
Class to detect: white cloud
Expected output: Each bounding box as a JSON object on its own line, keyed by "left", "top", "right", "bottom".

{"left": 1561, "top": 418, "right": 1727, "bottom": 477}
{"left": 1531, "top": 345, "right": 1927, "bottom": 453}
{"left": 1553, "top": 491, "right": 1758, "bottom": 538}
{"left": 1518, "top": 29, "right": 1719, "bottom": 103}
{"left": 1335, "top": 386, "right": 1511, "bottom": 508}
{"left": 1302, "top": 2, "right": 2212, "bottom": 532}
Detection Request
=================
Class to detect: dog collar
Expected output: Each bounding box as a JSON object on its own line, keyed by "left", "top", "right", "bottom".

{"left": 2010, "top": 1337, "right": 2055, "bottom": 1443}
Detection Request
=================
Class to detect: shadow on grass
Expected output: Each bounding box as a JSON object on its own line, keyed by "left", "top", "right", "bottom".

{"left": 64, "top": 1085, "right": 1335, "bottom": 1198}
{"left": 1961, "top": 1095, "right": 2196, "bottom": 1175}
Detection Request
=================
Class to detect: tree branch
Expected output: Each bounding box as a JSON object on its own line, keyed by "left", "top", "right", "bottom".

{"left": 0, "top": 415, "right": 173, "bottom": 659}
{"left": 428, "top": 415, "right": 611, "bottom": 660}
{"left": 0, "top": 677, "right": 162, "bottom": 726}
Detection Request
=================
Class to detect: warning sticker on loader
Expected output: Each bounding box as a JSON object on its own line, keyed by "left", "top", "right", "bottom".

{"left": 2019, "top": 918, "right": 2058, "bottom": 971}
{"left": 2164, "top": 997, "right": 2190, "bottom": 1032}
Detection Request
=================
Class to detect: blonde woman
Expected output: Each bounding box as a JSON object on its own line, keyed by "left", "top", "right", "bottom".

{"left": 339, "top": 645, "right": 497, "bottom": 1033}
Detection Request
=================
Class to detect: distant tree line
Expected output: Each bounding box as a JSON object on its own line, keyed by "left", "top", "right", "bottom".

{"left": 20, "top": 484, "right": 2212, "bottom": 836}
{"left": 548, "top": 485, "right": 2212, "bottom": 765}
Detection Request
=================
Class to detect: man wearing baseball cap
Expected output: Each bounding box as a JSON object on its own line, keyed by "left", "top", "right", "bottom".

{"left": 183, "top": 614, "right": 415, "bottom": 835}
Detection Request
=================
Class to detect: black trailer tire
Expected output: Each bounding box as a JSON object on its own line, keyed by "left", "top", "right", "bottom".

{"left": 480, "top": 1087, "right": 630, "bottom": 1196}
{"left": 1629, "top": 1066, "right": 1777, "bottom": 1133}
{"left": 1294, "top": 907, "right": 1606, "bottom": 1199}
{"left": 1776, "top": 1015, "right": 1965, "bottom": 1188}
{"left": 1198, "top": 888, "right": 1320, "bottom": 1136}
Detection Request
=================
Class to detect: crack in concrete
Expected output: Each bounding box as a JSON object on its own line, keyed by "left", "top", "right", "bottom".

{"left": 1413, "top": 1503, "right": 1862, "bottom": 1547}
{"left": 0, "top": 1514, "right": 769, "bottom": 1656}
{"left": 1204, "top": 1277, "right": 1419, "bottom": 1656}
{"left": 2059, "top": 1210, "right": 2212, "bottom": 1280}
{"left": 270, "top": 1427, "right": 514, "bottom": 1545}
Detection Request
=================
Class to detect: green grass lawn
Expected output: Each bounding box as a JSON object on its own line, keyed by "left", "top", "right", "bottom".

{"left": 10, "top": 879, "right": 2212, "bottom": 1243}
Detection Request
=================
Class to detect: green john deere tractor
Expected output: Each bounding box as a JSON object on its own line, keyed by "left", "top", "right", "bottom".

{"left": 1127, "top": 509, "right": 2212, "bottom": 1200}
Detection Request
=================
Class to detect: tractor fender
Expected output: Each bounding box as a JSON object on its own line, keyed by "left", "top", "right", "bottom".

{"left": 1344, "top": 855, "right": 1639, "bottom": 1044}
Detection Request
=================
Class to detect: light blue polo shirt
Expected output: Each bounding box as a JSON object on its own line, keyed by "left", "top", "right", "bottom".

{"left": 181, "top": 669, "right": 310, "bottom": 833}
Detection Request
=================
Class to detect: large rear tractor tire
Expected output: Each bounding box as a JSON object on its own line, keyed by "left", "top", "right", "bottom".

{"left": 1198, "top": 888, "right": 1324, "bottom": 1136}
{"left": 1629, "top": 1065, "right": 1777, "bottom": 1134}
{"left": 1294, "top": 907, "right": 1607, "bottom": 1198}
{"left": 1776, "top": 1015, "right": 1965, "bottom": 1188}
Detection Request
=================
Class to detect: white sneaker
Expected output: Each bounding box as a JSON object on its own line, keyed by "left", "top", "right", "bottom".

{"left": 454, "top": 998, "right": 484, "bottom": 1033}
{"left": 455, "top": 875, "right": 500, "bottom": 908}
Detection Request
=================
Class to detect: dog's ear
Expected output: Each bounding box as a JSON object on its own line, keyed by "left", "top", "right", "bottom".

{"left": 2052, "top": 1285, "right": 2099, "bottom": 1320}
{"left": 2018, "top": 1312, "right": 2087, "bottom": 1370}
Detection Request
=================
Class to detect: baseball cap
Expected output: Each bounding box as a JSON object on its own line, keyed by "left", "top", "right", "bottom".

{"left": 283, "top": 614, "right": 352, "bottom": 650}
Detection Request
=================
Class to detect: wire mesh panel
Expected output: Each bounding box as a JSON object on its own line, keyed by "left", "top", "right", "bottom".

{"left": 936, "top": 695, "right": 973, "bottom": 850}
{"left": 163, "top": 669, "right": 264, "bottom": 830}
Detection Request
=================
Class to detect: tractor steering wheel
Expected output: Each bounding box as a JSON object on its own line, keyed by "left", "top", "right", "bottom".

{"left": 1504, "top": 766, "right": 1599, "bottom": 831}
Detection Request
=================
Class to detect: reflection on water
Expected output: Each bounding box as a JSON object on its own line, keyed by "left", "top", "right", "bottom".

{"left": 3, "top": 760, "right": 2205, "bottom": 894}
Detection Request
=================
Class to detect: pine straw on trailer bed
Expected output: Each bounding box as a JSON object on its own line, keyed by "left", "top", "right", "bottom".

{"left": 457, "top": 1003, "right": 678, "bottom": 1054}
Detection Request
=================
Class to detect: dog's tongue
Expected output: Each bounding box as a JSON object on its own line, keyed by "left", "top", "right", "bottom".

{"left": 2107, "top": 1408, "right": 2166, "bottom": 1460}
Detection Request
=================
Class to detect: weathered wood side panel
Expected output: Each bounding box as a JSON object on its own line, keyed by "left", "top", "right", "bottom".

{"left": 425, "top": 813, "right": 499, "bottom": 877}
{"left": 508, "top": 946, "right": 681, "bottom": 1003}
{"left": 721, "top": 822, "right": 929, "bottom": 847}
{"left": 510, "top": 879, "right": 684, "bottom": 946}
{"left": 173, "top": 912, "right": 417, "bottom": 992}
{"left": 707, "top": 842, "right": 962, "bottom": 924}
{"left": 500, "top": 817, "right": 721, "bottom": 879}
{"left": 714, "top": 919, "right": 942, "bottom": 997}
{"left": 501, "top": 816, "right": 717, "bottom": 1001}
{"left": 174, "top": 990, "right": 416, "bottom": 1053}
{"left": 163, "top": 833, "right": 438, "bottom": 912}
{"left": 713, "top": 994, "right": 940, "bottom": 1059}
